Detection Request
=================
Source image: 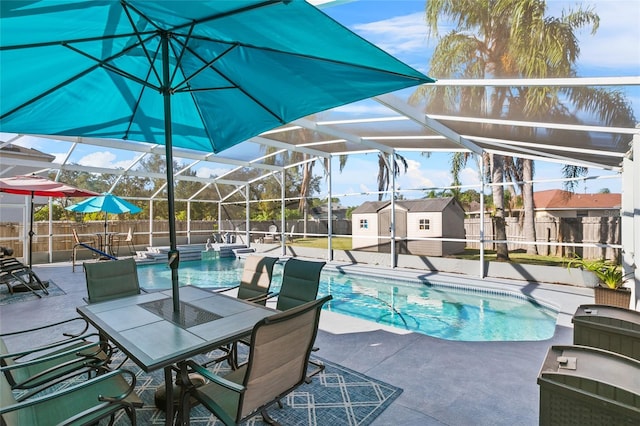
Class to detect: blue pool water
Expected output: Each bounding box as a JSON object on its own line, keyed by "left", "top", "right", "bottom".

{"left": 137, "top": 258, "right": 558, "bottom": 342}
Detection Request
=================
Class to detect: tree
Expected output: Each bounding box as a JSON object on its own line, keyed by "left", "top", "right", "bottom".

{"left": 412, "top": 0, "right": 635, "bottom": 260}
{"left": 338, "top": 150, "right": 410, "bottom": 203}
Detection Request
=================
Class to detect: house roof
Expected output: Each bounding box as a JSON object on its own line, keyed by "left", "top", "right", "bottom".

{"left": 533, "top": 189, "right": 621, "bottom": 210}
{"left": 0, "top": 144, "right": 55, "bottom": 162}
{"left": 352, "top": 197, "right": 459, "bottom": 214}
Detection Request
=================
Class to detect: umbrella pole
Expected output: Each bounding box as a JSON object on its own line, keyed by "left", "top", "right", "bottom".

{"left": 28, "top": 192, "right": 34, "bottom": 275}
{"left": 162, "top": 32, "right": 180, "bottom": 313}
{"left": 104, "top": 213, "right": 108, "bottom": 255}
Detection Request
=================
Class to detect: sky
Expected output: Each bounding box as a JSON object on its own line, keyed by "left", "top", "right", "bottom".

{"left": 4, "top": 0, "right": 640, "bottom": 206}
{"left": 319, "top": 0, "right": 640, "bottom": 204}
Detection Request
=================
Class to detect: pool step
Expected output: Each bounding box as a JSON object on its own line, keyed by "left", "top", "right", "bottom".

{"left": 135, "top": 244, "right": 250, "bottom": 264}
{"left": 233, "top": 247, "right": 256, "bottom": 256}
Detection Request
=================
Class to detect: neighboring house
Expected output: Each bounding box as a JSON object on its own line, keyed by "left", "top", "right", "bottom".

{"left": 309, "top": 204, "right": 348, "bottom": 220}
{"left": 533, "top": 189, "right": 621, "bottom": 218}
{"left": 0, "top": 144, "right": 56, "bottom": 222}
{"left": 351, "top": 197, "right": 466, "bottom": 256}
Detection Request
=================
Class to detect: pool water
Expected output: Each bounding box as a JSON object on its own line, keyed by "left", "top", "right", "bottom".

{"left": 137, "top": 258, "right": 558, "bottom": 342}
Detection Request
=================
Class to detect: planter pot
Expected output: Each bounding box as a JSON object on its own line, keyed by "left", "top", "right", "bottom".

{"left": 594, "top": 286, "right": 631, "bottom": 308}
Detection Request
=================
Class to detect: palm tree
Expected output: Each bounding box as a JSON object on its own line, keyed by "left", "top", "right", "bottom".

{"left": 376, "top": 152, "right": 409, "bottom": 201}
{"left": 411, "top": 0, "right": 635, "bottom": 260}
{"left": 339, "top": 150, "right": 414, "bottom": 203}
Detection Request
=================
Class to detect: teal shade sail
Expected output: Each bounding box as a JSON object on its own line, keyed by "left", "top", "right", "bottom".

{"left": 0, "top": 0, "right": 433, "bottom": 311}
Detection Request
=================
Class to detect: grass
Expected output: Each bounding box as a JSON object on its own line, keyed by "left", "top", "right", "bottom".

{"left": 287, "top": 237, "right": 352, "bottom": 250}
{"left": 448, "top": 249, "right": 568, "bottom": 267}
{"left": 287, "top": 238, "right": 569, "bottom": 267}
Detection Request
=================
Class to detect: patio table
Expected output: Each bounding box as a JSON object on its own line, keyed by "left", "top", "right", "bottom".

{"left": 77, "top": 285, "right": 275, "bottom": 425}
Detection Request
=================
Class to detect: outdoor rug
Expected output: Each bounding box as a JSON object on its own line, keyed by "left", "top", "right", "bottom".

{"left": 104, "top": 350, "right": 402, "bottom": 425}
{"left": 0, "top": 279, "right": 65, "bottom": 305}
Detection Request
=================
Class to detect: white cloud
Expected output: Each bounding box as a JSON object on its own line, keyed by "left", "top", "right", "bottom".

{"left": 77, "top": 151, "right": 131, "bottom": 170}
{"left": 574, "top": 1, "right": 640, "bottom": 70}
{"left": 353, "top": 12, "right": 431, "bottom": 56}
{"left": 195, "top": 166, "right": 231, "bottom": 178}
{"left": 358, "top": 182, "right": 372, "bottom": 193}
{"left": 396, "top": 158, "right": 435, "bottom": 189}
{"left": 460, "top": 167, "right": 481, "bottom": 187}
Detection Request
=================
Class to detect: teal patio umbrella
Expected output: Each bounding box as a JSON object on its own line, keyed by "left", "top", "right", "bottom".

{"left": 66, "top": 193, "right": 142, "bottom": 253}
{"left": 0, "top": 0, "right": 434, "bottom": 312}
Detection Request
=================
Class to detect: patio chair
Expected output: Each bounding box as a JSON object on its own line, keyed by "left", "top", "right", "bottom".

{"left": 179, "top": 295, "right": 333, "bottom": 426}
{"left": 233, "top": 258, "right": 327, "bottom": 376}
{"left": 83, "top": 257, "right": 142, "bottom": 304}
{"left": 275, "top": 258, "right": 327, "bottom": 379}
{"left": 0, "top": 366, "right": 140, "bottom": 425}
{"left": 275, "top": 258, "right": 326, "bottom": 311}
{"left": 0, "top": 257, "right": 49, "bottom": 297}
{"left": 267, "top": 224, "right": 278, "bottom": 242}
{"left": 0, "top": 317, "right": 112, "bottom": 401}
{"left": 114, "top": 227, "right": 136, "bottom": 257}
{"left": 216, "top": 255, "right": 278, "bottom": 305}
{"left": 71, "top": 229, "right": 99, "bottom": 272}
{"left": 209, "top": 255, "right": 278, "bottom": 368}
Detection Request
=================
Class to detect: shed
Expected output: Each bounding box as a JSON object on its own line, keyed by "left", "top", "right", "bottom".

{"left": 351, "top": 197, "right": 466, "bottom": 256}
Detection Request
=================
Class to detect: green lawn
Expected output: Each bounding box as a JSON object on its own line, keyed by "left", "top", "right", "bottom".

{"left": 448, "top": 248, "right": 568, "bottom": 267}
{"left": 287, "top": 237, "right": 569, "bottom": 267}
{"left": 287, "top": 237, "right": 352, "bottom": 250}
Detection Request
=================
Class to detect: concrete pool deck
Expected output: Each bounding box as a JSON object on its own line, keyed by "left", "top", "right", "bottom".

{"left": 0, "top": 259, "right": 594, "bottom": 425}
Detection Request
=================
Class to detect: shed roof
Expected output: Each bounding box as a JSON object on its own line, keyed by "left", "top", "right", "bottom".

{"left": 352, "top": 197, "right": 458, "bottom": 214}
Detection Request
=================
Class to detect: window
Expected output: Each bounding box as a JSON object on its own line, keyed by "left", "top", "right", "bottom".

{"left": 419, "top": 218, "right": 430, "bottom": 230}
{"left": 359, "top": 219, "right": 368, "bottom": 229}
{"left": 576, "top": 210, "right": 588, "bottom": 218}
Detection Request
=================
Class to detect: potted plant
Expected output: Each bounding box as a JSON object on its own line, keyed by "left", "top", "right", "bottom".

{"left": 567, "top": 255, "right": 632, "bottom": 308}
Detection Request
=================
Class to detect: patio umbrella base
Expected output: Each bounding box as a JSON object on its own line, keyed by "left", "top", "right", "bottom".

{"left": 154, "top": 373, "right": 206, "bottom": 410}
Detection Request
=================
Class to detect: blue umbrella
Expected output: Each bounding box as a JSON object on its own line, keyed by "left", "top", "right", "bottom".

{"left": 66, "top": 193, "right": 142, "bottom": 255}
{"left": 66, "top": 193, "right": 142, "bottom": 216}
{"left": 1, "top": 0, "right": 433, "bottom": 311}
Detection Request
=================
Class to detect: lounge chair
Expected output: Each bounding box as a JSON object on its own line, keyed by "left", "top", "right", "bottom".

{"left": 83, "top": 258, "right": 142, "bottom": 304}
{"left": 0, "top": 367, "right": 140, "bottom": 425}
{"left": 179, "top": 295, "right": 333, "bottom": 426}
{"left": 0, "top": 317, "right": 112, "bottom": 401}
{"left": 210, "top": 255, "right": 278, "bottom": 369}
{"left": 0, "top": 257, "right": 49, "bottom": 297}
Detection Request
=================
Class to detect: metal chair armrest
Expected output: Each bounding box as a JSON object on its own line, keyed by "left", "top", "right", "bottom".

{"left": 0, "top": 317, "right": 90, "bottom": 340}
{"left": 213, "top": 285, "right": 240, "bottom": 293}
{"left": 0, "top": 368, "right": 137, "bottom": 415}
{"left": 0, "top": 332, "right": 104, "bottom": 361}
{"left": 245, "top": 291, "right": 274, "bottom": 303}
{"left": 186, "top": 360, "right": 245, "bottom": 393}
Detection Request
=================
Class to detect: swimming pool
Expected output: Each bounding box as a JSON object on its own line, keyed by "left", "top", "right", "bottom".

{"left": 137, "top": 257, "right": 558, "bottom": 342}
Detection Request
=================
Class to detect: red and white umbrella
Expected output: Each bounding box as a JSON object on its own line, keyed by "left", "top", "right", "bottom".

{"left": 0, "top": 175, "right": 98, "bottom": 269}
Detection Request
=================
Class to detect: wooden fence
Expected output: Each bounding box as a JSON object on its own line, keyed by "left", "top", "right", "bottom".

{"left": 0, "top": 216, "right": 620, "bottom": 262}
{"left": 464, "top": 216, "right": 621, "bottom": 260}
